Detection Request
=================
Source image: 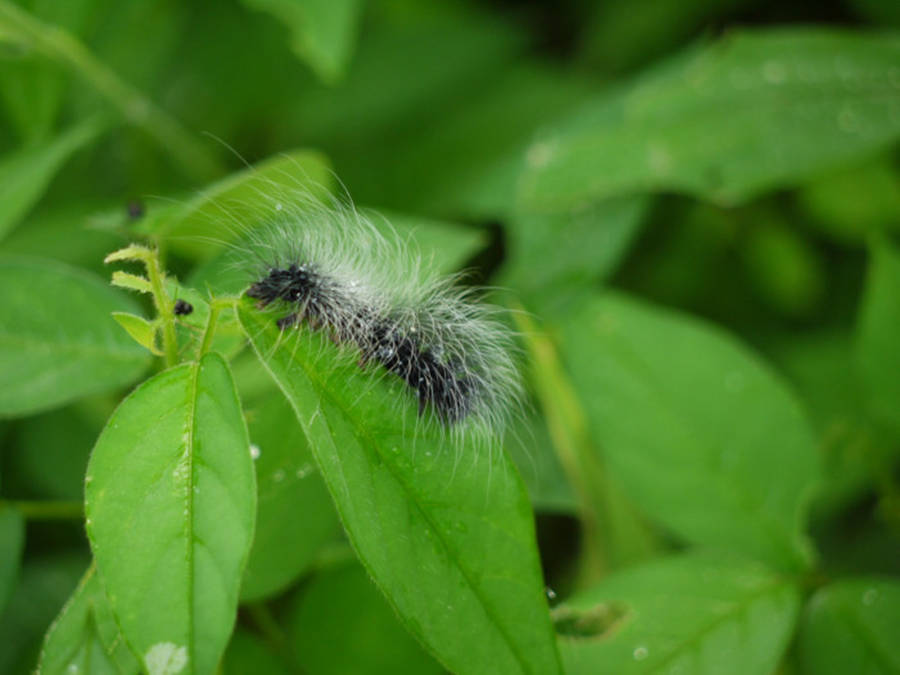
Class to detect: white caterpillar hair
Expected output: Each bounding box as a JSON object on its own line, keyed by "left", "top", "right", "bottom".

{"left": 222, "top": 192, "right": 523, "bottom": 444}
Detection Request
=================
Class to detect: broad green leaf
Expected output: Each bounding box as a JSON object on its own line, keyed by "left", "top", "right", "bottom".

{"left": 766, "top": 331, "right": 879, "bottom": 519}
{"left": 557, "top": 551, "right": 801, "bottom": 674}
{"left": 0, "top": 256, "right": 151, "bottom": 418}
{"left": 139, "top": 149, "right": 332, "bottom": 261}
{"left": 287, "top": 561, "right": 442, "bottom": 674}
{"left": 375, "top": 62, "right": 596, "bottom": 217}
{"left": 558, "top": 292, "right": 820, "bottom": 571}
{"left": 856, "top": 238, "right": 900, "bottom": 439}
{"left": 223, "top": 628, "right": 287, "bottom": 675}
{"left": 799, "top": 578, "right": 900, "bottom": 674}
{"left": 0, "top": 199, "right": 129, "bottom": 276}
{"left": 240, "top": 391, "right": 340, "bottom": 602}
{"left": 38, "top": 565, "right": 140, "bottom": 675}
{"left": 85, "top": 353, "right": 256, "bottom": 675}
{"left": 0, "top": 553, "right": 89, "bottom": 674}
{"left": 0, "top": 118, "right": 104, "bottom": 240}
{"left": 240, "top": 0, "right": 363, "bottom": 83}
{"left": 238, "top": 303, "right": 561, "bottom": 675}
{"left": 0, "top": 506, "right": 24, "bottom": 613}
{"left": 0, "top": 0, "right": 97, "bottom": 142}
{"left": 519, "top": 29, "right": 900, "bottom": 211}
{"left": 5, "top": 403, "right": 101, "bottom": 500}
{"left": 502, "top": 196, "right": 649, "bottom": 317}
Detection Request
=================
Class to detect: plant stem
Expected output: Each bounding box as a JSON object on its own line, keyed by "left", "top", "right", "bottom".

{"left": 514, "top": 308, "right": 659, "bottom": 585}
{"left": 0, "top": 0, "right": 221, "bottom": 182}
{"left": 144, "top": 250, "right": 178, "bottom": 367}
{"left": 197, "top": 298, "right": 231, "bottom": 358}
{"left": 4, "top": 500, "right": 84, "bottom": 520}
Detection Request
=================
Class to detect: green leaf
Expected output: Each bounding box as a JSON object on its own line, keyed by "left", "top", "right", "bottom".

{"left": 0, "top": 0, "right": 97, "bottom": 142}
{"left": 287, "top": 561, "right": 442, "bottom": 674}
{"left": 503, "top": 196, "right": 649, "bottom": 317}
{"left": 856, "top": 238, "right": 900, "bottom": 439}
{"left": 139, "top": 149, "right": 332, "bottom": 261}
{"left": 0, "top": 256, "right": 152, "bottom": 418}
{"left": 519, "top": 29, "right": 900, "bottom": 212}
{"left": 557, "top": 551, "right": 801, "bottom": 674}
{"left": 240, "top": 391, "right": 340, "bottom": 602}
{"left": 0, "top": 553, "right": 89, "bottom": 674}
{"left": 0, "top": 506, "right": 24, "bottom": 613}
{"left": 797, "top": 156, "right": 900, "bottom": 244}
{"left": 85, "top": 353, "right": 257, "bottom": 675}
{"left": 38, "top": 565, "right": 140, "bottom": 675}
{"left": 222, "top": 628, "right": 287, "bottom": 675}
{"left": 238, "top": 302, "right": 561, "bottom": 675}
{"left": 4, "top": 403, "right": 101, "bottom": 500}
{"left": 0, "top": 118, "right": 104, "bottom": 240}
{"left": 799, "top": 578, "right": 900, "bottom": 674}
{"left": 558, "top": 292, "right": 821, "bottom": 571}
{"left": 111, "top": 312, "right": 161, "bottom": 355}
{"left": 239, "top": 0, "right": 363, "bottom": 83}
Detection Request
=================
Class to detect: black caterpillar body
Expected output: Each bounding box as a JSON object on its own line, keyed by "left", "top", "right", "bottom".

{"left": 247, "top": 263, "right": 474, "bottom": 423}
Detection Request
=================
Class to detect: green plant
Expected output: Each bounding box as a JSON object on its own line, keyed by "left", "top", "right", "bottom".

{"left": 0, "top": 1, "right": 898, "bottom": 674}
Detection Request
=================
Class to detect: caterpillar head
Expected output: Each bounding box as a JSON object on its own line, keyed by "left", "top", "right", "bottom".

{"left": 246, "top": 263, "right": 320, "bottom": 306}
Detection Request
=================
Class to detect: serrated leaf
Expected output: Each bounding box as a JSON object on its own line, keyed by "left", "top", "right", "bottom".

{"left": 38, "top": 565, "right": 140, "bottom": 675}
{"left": 519, "top": 29, "right": 900, "bottom": 211}
{"left": 856, "top": 238, "right": 900, "bottom": 440}
{"left": 558, "top": 291, "right": 821, "bottom": 571}
{"left": 110, "top": 271, "right": 153, "bottom": 295}
{"left": 0, "top": 506, "right": 24, "bottom": 614}
{"left": 0, "top": 256, "right": 152, "bottom": 418}
{"left": 239, "top": 0, "right": 363, "bottom": 83}
{"left": 238, "top": 302, "right": 561, "bottom": 675}
{"left": 85, "top": 353, "right": 256, "bottom": 675}
{"left": 0, "top": 118, "right": 104, "bottom": 240}
{"left": 139, "top": 149, "right": 333, "bottom": 261}
{"left": 111, "top": 312, "right": 161, "bottom": 355}
{"left": 557, "top": 552, "right": 801, "bottom": 674}
{"left": 799, "top": 578, "right": 900, "bottom": 674}
{"left": 240, "top": 391, "right": 340, "bottom": 602}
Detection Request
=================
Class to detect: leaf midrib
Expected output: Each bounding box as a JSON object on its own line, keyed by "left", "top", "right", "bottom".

{"left": 246, "top": 312, "right": 552, "bottom": 675}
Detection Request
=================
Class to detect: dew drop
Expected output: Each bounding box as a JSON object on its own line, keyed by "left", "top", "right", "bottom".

{"left": 862, "top": 588, "right": 878, "bottom": 606}
{"left": 633, "top": 645, "right": 649, "bottom": 661}
{"left": 837, "top": 106, "right": 860, "bottom": 134}
{"left": 527, "top": 141, "right": 556, "bottom": 168}
{"left": 546, "top": 587, "right": 557, "bottom": 600}
{"left": 763, "top": 60, "right": 787, "bottom": 84}
{"left": 249, "top": 444, "right": 261, "bottom": 460}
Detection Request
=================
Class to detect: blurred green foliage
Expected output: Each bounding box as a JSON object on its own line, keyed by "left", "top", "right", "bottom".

{"left": 0, "top": 0, "right": 898, "bottom": 673}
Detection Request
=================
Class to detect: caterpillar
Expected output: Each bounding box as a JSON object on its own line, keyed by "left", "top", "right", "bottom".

{"left": 237, "top": 201, "right": 521, "bottom": 438}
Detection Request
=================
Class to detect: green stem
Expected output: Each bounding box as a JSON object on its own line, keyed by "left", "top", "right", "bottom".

{"left": 4, "top": 500, "right": 83, "bottom": 520}
{"left": 0, "top": 0, "right": 221, "bottom": 182}
{"left": 513, "top": 310, "right": 610, "bottom": 581}
{"left": 197, "top": 298, "right": 232, "bottom": 358}
{"left": 145, "top": 250, "right": 178, "bottom": 367}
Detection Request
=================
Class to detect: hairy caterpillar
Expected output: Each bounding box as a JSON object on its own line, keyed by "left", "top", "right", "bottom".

{"left": 235, "top": 200, "right": 522, "bottom": 438}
